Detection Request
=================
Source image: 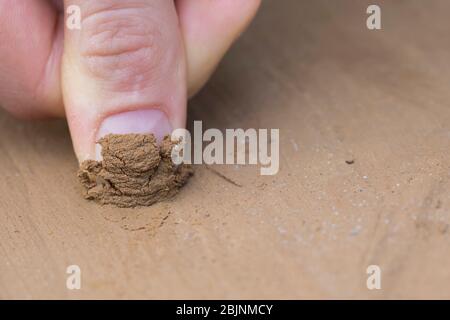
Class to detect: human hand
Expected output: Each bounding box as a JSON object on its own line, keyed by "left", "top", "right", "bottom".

{"left": 0, "top": 0, "right": 260, "bottom": 160}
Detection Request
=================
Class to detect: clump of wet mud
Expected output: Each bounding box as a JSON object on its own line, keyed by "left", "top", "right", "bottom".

{"left": 78, "top": 134, "right": 193, "bottom": 208}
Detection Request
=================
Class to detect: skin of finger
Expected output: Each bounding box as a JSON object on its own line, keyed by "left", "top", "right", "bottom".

{"left": 61, "top": 0, "right": 187, "bottom": 161}
{"left": 176, "top": 0, "right": 262, "bottom": 96}
{"left": 0, "top": 0, "right": 260, "bottom": 120}
{"left": 0, "top": 0, "right": 64, "bottom": 118}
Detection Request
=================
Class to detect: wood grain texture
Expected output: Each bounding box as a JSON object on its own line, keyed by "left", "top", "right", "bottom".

{"left": 2, "top": 0, "right": 450, "bottom": 299}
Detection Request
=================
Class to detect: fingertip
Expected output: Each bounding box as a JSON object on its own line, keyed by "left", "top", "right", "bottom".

{"left": 62, "top": 0, "right": 187, "bottom": 162}
{"left": 95, "top": 109, "right": 173, "bottom": 160}
{"left": 177, "top": 0, "right": 261, "bottom": 97}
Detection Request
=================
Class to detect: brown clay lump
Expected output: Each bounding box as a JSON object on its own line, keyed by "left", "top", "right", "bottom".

{"left": 78, "top": 134, "right": 193, "bottom": 208}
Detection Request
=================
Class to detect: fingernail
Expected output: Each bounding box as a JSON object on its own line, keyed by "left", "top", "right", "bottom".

{"left": 95, "top": 109, "right": 172, "bottom": 160}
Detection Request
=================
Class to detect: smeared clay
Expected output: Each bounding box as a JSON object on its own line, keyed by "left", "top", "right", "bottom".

{"left": 78, "top": 134, "right": 193, "bottom": 208}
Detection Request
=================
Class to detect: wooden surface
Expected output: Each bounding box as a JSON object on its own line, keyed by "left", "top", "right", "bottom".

{"left": 2, "top": 0, "right": 450, "bottom": 299}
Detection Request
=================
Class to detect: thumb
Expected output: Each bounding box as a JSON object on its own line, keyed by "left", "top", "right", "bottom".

{"left": 62, "top": 0, "right": 186, "bottom": 162}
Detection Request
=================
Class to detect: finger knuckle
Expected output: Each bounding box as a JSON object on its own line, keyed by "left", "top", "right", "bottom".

{"left": 79, "top": 6, "right": 163, "bottom": 91}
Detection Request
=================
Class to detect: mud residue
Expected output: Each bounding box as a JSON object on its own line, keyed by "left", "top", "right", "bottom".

{"left": 78, "top": 134, "right": 193, "bottom": 208}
